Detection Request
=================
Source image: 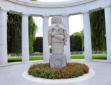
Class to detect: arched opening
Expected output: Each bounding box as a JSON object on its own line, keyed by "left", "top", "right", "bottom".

{"left": 90, "top": 9, "right": 107, "bottom": 60}
{"left": 7, "top": 12, "right": 22, "bottom": 63}
{"left": 69, "top": 14, "right": 84, "bottom": 59}
{"left": 33, "top": 16, "right": 43, "bottom": 59}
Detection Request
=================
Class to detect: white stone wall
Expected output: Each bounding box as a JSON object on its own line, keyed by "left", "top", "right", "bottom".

{"left": 0, "top": 0, "right": 111, "bottom": 65}
{"left": 0, "top": 0, "right": 110, "bottom": 16}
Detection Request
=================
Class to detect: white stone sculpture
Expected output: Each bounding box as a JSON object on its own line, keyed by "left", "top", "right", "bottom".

{"left": 48, "top": 16, "right": 68, "bottom": 68}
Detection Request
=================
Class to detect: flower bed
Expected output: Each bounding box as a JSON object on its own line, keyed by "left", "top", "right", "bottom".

{"left": 28, "top": 63, "right": 89, "bottom": 79}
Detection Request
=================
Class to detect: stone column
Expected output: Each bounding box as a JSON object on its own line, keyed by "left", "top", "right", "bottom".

{"left": 63, "top": 15, "right": 71, "bottom": 61}
{"left": 104, "top": 6, "right": 111, "bottom": 60}
{"left": 83, "top": 12, "right": 92, "bottom": 60}
{"left": 43, "top": 16, "right": 50, "bottom": 62}
{"left": 22, "top": 14, "right": 29, "bottom": 62}
{"left": 0, "top": 9, "right": 8, "bottom": 65}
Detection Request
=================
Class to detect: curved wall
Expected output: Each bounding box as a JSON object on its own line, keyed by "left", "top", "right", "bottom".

{"left": 0, "top": 0, "right": 111, "bottom": 16}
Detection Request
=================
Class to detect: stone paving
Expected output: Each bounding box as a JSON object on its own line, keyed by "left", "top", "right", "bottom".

{"left": 0, "top": 60, "right": 111, "bottom": 85}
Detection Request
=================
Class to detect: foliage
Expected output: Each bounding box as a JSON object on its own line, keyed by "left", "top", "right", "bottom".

{"left": 70, "top": 10, "right": 106, "bottom": 52}
{"left": 90, "top": 9, "right": 106, "bottom": 51}
{"left": 7, "top": 13, "right": 37, "bottom": 55}
{"left": 80, "top": 30, "right": 84, "bottom": 50}
{"left": 28, "top": 63, "right": 89, "bottom": 79}
{"left": 33, "top": 37, "right": 43, "bottom": 52}
{"left": 29, "top": 16, "right": 37, "bottom": 55}
{"left": 7, "top": 13, "right": 22, "bottom": 55}
{"left": 70, "top": 32, "right": 82, "bottom": 51}
{"left": 34, "top": 33, "right": 83, "bottom": 52}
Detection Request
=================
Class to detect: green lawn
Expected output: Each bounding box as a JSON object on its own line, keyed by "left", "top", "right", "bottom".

{"left": 71, "top": 55, "right": 107, "bottom": 60}
{"left": 71, "top": 56, "right": 84, "bottom": 59}
{"left": 92, "top": 55, "right": 107, "bottom": 59}
{"left": 8, "top": 55, "right": 107, "bottom": 62}
{"left": 8, "top": 56, "right": 43, "bottom": 62}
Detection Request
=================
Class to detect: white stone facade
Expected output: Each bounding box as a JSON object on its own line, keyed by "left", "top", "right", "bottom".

{"left": 0, "top": 0, "right": 111, "bottom": 65}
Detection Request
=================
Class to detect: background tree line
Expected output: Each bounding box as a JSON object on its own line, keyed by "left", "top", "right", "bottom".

{"left": 33, "top": 32, "right": 83, "bottom": 53}
{"left": 8, "top": 9, "right": 106, "bottom": 55}
{"left": 90, "top": 9, "right": 106, "bottom": 51}
{"left": 7, "top": 13, "right": 37, "bottom": 56}
{"left": 33, "top": 9, "right": 106, "bottom": 52}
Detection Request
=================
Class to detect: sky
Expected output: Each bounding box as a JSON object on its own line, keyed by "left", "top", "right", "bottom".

{"left": 33, "top": 15, "right": 83, "bottom": 37}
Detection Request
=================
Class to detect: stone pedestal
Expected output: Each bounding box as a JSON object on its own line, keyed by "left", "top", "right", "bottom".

{"left": 50, "top": 42, "right": 67, "bottom": 67}
{"left": 50, "top": 55, "right": 67, "bottom": 68}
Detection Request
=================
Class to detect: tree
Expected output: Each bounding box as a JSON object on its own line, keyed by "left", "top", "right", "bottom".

{"left": 70, "top": 32, "right": 82, "bottom": 51}
{"left": 7, "top": 13, "right": 22, "bottom": 55}
{"left": 80, "top": 30, "right": 84, "bottom": 50}
{"left": 7, "top": 13, "right": 37, "bottom": 55}
{"left": 33, "top": 37, "right": 43, "bottom": 52}
{"left": 29, "top": 16, "right": 37, "bottom": 55}
{"left": 90, "top": 9, "right": 106, "bottom": 51}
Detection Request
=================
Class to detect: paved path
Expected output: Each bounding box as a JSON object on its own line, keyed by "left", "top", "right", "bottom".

{"left": 0, "top": 60, "right": 111, "bottom": 85}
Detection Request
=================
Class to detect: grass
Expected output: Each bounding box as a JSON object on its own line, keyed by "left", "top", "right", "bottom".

{"left": 8, "top": 57, "right": 21, "bottom": 62}
{"left": 8, "top": 55, "right": 107, "bottom": 62}
{"left": 30, "top": 56, "right": 43, "bottom": 60}
{"left": 92, "top": 55, "right": 107, "bottom": 59}
{"left": 8, "top": 56, "right": 43, "bottom": 62}
{"left": 71, "top": 55, "right": 107, "bottom": 60}
{"left": 71, "top": 56, "right": 84, "bottom": 59}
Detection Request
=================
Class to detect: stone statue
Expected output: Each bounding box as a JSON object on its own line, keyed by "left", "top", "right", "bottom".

{"left": 48, "top": 16, "right": 68, "bottom": 68}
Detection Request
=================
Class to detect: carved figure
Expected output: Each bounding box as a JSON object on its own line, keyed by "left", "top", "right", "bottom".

{"left": 48, "top": 16, "right": 68, "bottom": 68}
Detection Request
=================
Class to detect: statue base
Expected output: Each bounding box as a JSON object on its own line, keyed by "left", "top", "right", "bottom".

{"left": 49, "top": 55, "right": 67, "bottom": 68}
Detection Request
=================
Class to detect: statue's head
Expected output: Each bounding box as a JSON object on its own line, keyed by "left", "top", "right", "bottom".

{"left": 50, "top": 24, "right": 65, "bottom": 35}
{"left": 51, "top": 16, "right": 63, "bottom": 24}
{"left": 48, "top": 16, "right": 68, "bottom": 45}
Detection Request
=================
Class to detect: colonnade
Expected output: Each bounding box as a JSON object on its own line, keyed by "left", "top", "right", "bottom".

{"left": 0, "top": 6, "right": 111, "bottom": 65}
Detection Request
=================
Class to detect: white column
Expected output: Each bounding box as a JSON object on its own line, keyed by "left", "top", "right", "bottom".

{"left": 104, "top": 6, "right": 111, "bottom": 60}
{"left": 0, "top": 9, "right": 8, "bottom": 65}
{"left": 22, "top": 14, "right": 29, "bottom": 62}
{"left": 63, "top": 15, "right": 71, "bottom": 61}
{"left": 43, "top": 16, "right": 50, "bottom": 62}
{"left": 83, "top": 12, "right": 92, "bottom": 60}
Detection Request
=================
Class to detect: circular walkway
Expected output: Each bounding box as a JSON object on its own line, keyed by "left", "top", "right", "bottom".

{"left": 0, "top": 60, "right": 111, "bottom": 85}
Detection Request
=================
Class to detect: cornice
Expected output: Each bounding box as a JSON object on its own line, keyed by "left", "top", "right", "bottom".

{"left": 7, "top": 0, "right": 97, "bottom": 8}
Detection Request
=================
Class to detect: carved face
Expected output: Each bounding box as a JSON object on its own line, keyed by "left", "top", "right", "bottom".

{"left": 51, "top": 16, "right": 63, "bottom": 24}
